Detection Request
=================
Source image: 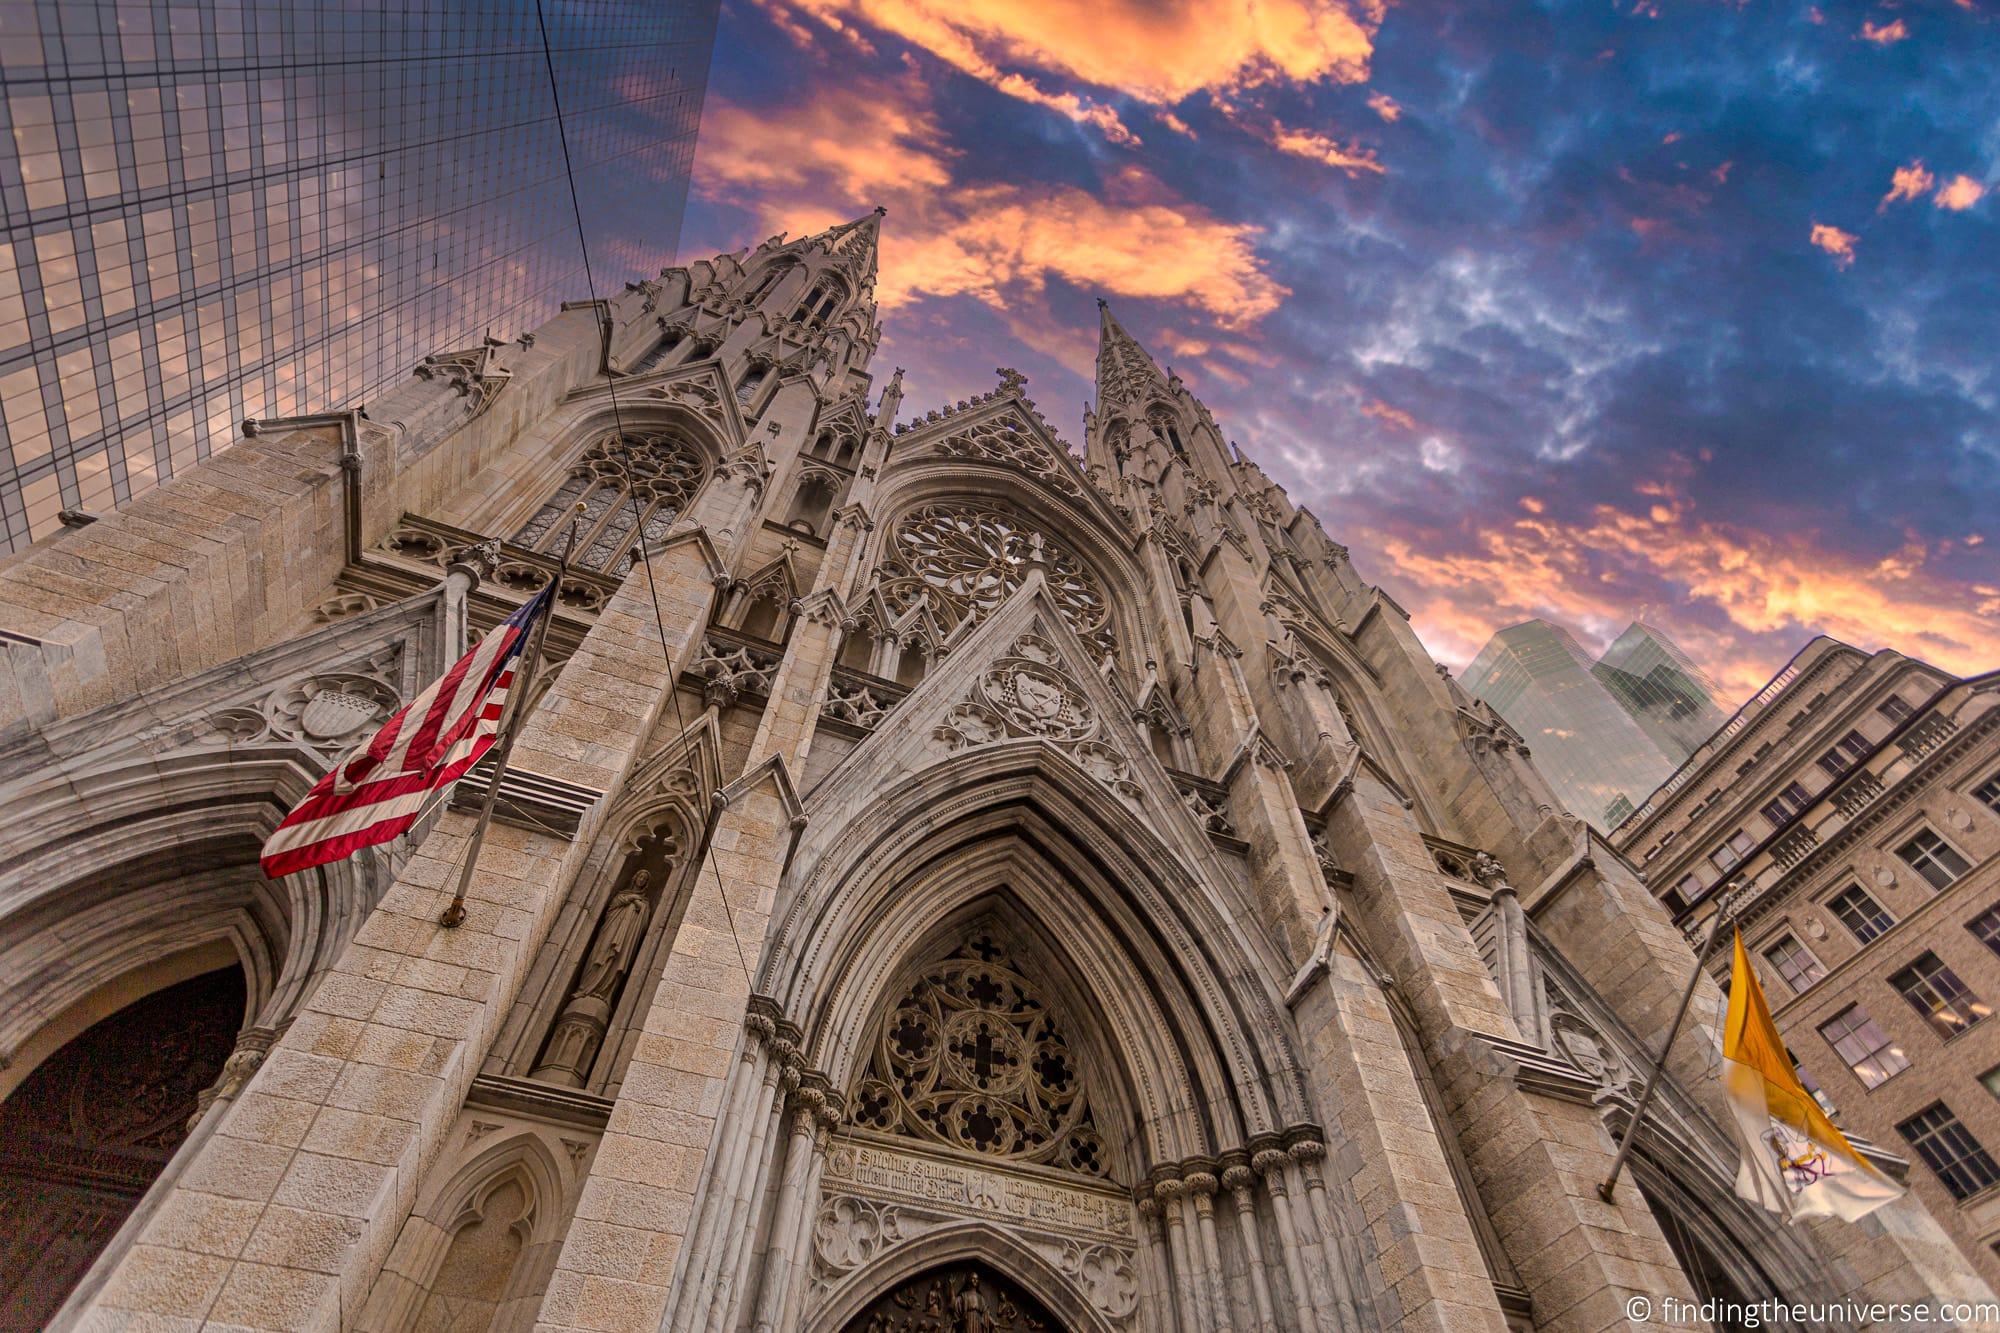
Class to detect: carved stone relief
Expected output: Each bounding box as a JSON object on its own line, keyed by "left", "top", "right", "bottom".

{"left": 933, "top": 631, "right": 1142, "bottom": 807}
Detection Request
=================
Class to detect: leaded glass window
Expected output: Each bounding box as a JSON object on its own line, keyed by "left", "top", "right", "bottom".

{"left": 879, "top": 501, "right": 1114, "bottom": 658}
{"left": 513, "top": 431, "right": 707, "bottom": 577}
{"left": 849, "top": 931, "right": 1110, "bottom": 1179}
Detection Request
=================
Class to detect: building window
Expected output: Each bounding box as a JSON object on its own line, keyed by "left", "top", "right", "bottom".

{"left": 1816, "top": 730, "right": 1871, "bottom": 779}
{"left": 1898, "top": 1103, "right": 2000, "bottom": 1201}
{"left": 1827, "top": 885, "right": 1895, "bottom": 944}
{"left": 1818, "top": 1006, "right": 1911, "bottom": 1089}
{"left": 1710, "top": 828, "right": 1756, "bottom": 874}
{"left": 1983, "top": 1067, "right": 2000, "bottom": 1101}
{"left": 1877, "top": 695, "right": 1914, "bottom": 723}
{"left": 1899, "top": 830, "right": 1972, "bottom": 891}
{"left": 512, "top": 431, "right": 708, "bottom": 578}
{"left": 1674, "top": 873, "right": 1702, "bottom": 907}
{"left": 1761, "top": 934, "right": 1826, "bottom": 993}
{"left": 1969, "top": 906, "right": 2000, "bottom": 958}
{"left": 1760, "top": 782, "right": 1814, "bottom": 828}
{"left": 1890, "top": 952, "right": 1990, "bottom": 1039}
{"left": 1976, "top": 773, "right": 2000, "bottom": 815}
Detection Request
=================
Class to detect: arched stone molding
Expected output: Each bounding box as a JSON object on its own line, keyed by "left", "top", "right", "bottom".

{"left": 803, "top": 1222, "right": 1119, "bottom": 1333}
{"left": 360, "top": 1125, "right": 586, "bottom": 1333}
{"left": 773, "top": 757, "right": 1309, "bottom": 1155}
{"left": 0, "top": 752, "right": 384, "bottom": 1081}
{"left": 849, "top": 468, "right": 1157, "bottom": 685}
{"left": 464, "top": 385, "right": 737, "bottom": 543}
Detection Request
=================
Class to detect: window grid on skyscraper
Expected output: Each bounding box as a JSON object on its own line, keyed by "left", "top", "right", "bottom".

{"left": 0, "top": 0, "right": 719, "bottom": 549}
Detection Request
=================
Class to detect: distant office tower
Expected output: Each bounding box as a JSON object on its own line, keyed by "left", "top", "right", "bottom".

{"left": 1461, "top": 618, "right": 1725, "bottom": 829}
{"left": 0, "top": 0, "right": 720, "bottom": 550}
{"left": 1595, "top": 620, "right": 1728, "bottom": 759}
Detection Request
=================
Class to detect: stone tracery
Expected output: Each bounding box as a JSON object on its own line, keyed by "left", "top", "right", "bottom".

{"left": 879, "top": 502, "right": 1114, "bottom": 658}
{"left": 850, "top": 932, "right": 1110, "bottom": 1181}
{"left": 513, "top": 429, "right": 708, "bottom": 575}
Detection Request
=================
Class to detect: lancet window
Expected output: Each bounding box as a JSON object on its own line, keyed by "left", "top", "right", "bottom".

{"left": 877, "top": 501, "right": 1115, "bottom": 659}
{"left": 849, "top": 931, "right": 1111, "bottom": 1180}
{"left": 512, "top": 430, "right": 708, "bottom": 578}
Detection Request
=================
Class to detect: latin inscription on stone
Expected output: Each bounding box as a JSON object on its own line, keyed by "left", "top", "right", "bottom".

{"left": 824, "top": 1136, "right": 1133, "bottom": 1240}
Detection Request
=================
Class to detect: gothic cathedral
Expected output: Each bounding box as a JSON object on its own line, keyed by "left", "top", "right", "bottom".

{"left": 1, "top": 212, "right": 1993, "bottom": 1332}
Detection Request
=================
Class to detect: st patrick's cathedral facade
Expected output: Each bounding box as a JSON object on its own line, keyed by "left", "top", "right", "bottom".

{"left": 1, "top": 211, "right": 1995, "bottom": 1332}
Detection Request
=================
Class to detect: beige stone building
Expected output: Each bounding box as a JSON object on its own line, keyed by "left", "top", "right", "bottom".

{"left": 0, "top": 212, "right": 1995, "bottom": 1331}
{"left": 1612, "top": 637, "right": 2000, "bottom": 1287}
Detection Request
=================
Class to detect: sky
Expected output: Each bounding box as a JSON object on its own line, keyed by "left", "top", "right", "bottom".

{"left": 655, "top": 0, "right": 1998, "bottom": 702}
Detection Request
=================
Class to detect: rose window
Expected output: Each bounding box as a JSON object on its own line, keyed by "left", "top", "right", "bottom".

{"left": 514, "top": 431, "right": 708, "bottom": 576}
{"left": 850, "top": 933, "right": 1110, "bottom": 1179}
{"left": 879, "top": 502, "right": 1114, "bottom": 657}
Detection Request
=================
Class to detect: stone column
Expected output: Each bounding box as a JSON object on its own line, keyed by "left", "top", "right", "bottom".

{"left": 748, "top": 1088, "right": 825, "bottom": 1333}
{"left": 773, "top": 1103, "right": 842, "bottom": 1333}
{"left": 667, "top": 1007, "right": 780, "bottom": 1332}
{"left": 1135, "top": 1194, "right": 1184, "bottom": 1333}
{"left": 1223, "top": 1160, "right": 1279, "bottom": 1333}
{"left": 1155, "top": 1177, "right": 1209, "bottom": 1333}
{"left": 1287, "top": 1142, "right": 1361, "bottom": 1330}
{"left": 1185, "top": 1169, "right": 1234, "bottom": 1332}
{"left": 1254, "top": 1148, "right": 1320, "bottom": 1329}
{"left": 710, "top": 1050, "right": 795, "bottom": 1332}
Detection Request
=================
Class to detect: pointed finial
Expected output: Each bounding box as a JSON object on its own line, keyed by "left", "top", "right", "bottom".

{"left": 1096, "top": 297, "right": 1109, "bottom": 309}
{"left": 873, "top": 204, "right": 887, "bottom": 216}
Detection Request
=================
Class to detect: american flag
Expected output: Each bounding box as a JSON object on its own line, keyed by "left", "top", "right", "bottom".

{"left": 260, "top": 581, "right": 556, "bottom": 877}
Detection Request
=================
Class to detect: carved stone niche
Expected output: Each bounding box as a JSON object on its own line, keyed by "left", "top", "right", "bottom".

{"left": 528, "top": 825, "right": 684, "bottom": 1090}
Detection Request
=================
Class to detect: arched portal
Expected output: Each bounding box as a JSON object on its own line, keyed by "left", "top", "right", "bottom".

{"left": 837, "top": 1261, "right": 1067, "bottom": 1332}
{"left": 0, "top": 966, "right": 245, "bottom": 1328}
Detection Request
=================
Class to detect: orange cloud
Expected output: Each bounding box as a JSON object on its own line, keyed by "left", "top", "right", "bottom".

{"left": 1859, "top": 17, "right": 1908, "bottom": 43}
{"left": 1881, "top": 159, "right": 1934, "bottom": 209}
{"left": 1809, "top": 222, "right": 1858, "bottom": 267}
{"left": 1935, "top": 174, "right": 1987, "bottom": 210}
{"left": 694, "top": 81, "right": 954, "bottom": 204}
{"left": 1360, "top": 397, "right": 1416, "bottom": 430}
{"left": 1368, "top": 91, "right": 1402, "bottom": 122}
{"left": 1362, "top": 499, "right": 2000, "bottom": 700}
{"left": 693, "top": 84, "right": 1287, "bottom": 330}
{"left": 777, "top": 0, "right": 1382, "bottom": 137}
{"left": 1267, "top": 124, "right": 1387, "bottom": 176}
{"left": 887, "top": 177, "right": 1287, "bottom": 327}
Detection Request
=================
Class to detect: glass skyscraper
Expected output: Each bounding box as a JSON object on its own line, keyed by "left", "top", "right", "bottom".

{"left": 0, "top": 0, "right": 719, "bottom": 551}
{"left": 1462, "top": 618, "right": 1726, "bottom": 830}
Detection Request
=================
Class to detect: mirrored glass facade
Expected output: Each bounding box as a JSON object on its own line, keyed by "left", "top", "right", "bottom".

{"left": 0, "top": 0, "right": 719, "bottom": 550}
{"left": 1462, "top": 618, "right": 1724, "bottom": 830}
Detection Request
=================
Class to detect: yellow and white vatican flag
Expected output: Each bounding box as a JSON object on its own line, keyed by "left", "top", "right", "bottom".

{"left": 1723, "top": 930, "right": 1903, "bottom": 1222}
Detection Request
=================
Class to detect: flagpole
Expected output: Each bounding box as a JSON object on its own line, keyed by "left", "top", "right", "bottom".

{"left": 438, "top": 506, "right": 583, "bottom": 929}
{"left": 1597, "top": 885, "right": 1739, "bottom": 1201}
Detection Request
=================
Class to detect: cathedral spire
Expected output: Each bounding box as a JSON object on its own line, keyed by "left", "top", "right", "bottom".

{"left": 1094, "top": 299, "right": 1171, "bottom": 411}
{"left": 800, "top": 205, "right": 886, "bottom": 283}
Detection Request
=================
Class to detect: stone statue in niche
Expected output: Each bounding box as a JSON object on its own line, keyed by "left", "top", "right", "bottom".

{"left": 532, "top": 867, "right": 656, "bottom": 1087}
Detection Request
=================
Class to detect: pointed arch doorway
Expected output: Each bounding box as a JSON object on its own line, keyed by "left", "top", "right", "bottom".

{"left": 0, "top": 966, "right": 245, "bottom": 1328}
{"left": 838, "top": 1261, "right": 1067, "bottom": 1332}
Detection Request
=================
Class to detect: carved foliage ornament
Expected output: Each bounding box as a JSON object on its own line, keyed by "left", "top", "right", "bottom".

{"left": 850, "top": 932, "right": 1110, "bottom": 1180}
{"left": 881, "top": 502, "right": 1114, "bottom": 659}
{"left": 514, "top": 430, "right": 708, "bottom": 576}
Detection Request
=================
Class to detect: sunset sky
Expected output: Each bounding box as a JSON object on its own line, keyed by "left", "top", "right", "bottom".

{"left": 641, "top": 0, "right": 1996, "bottom": 701}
